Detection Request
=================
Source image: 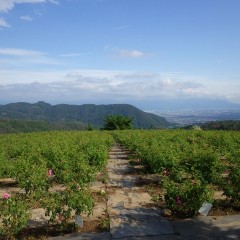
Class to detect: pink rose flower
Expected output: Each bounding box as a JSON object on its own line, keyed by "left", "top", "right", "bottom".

{"left": 3, "top": 193, "right": 10, "bottom": 199}
{"left": 47, "top": 169, "right": 54, "bottom": 176}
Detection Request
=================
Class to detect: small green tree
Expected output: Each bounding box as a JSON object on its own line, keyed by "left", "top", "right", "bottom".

{"left": 103, "top": 115, "right": 133, "bottom": 130}
{"left": 87, "top": 123, "right": 94, "bottom": 131}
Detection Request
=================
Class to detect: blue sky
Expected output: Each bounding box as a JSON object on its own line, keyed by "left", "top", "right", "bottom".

{"left": 0, "top": 0, "right": 240, "bottom": 109}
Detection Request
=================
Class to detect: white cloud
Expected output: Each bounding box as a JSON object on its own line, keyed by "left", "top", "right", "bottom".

{"left": 0, "top": 48, "right": 61, "bottom": 67}
{"left": 48, "top": 0, "right": 59, "bottom": 4}
{"left": 105, "top": 46, "right": 155, "bottom": 59}
{"left": 0, "top": 70, "right": 209, "bottom": 101}
{"left": 0, "top": 48, "right": 46, "bottom": 56}
{"left": 20, "top": 15, "right": 33, "bottom": 21}
{"left": 0, "top": 0, "right": 46, "bottom": 13}
{"left": 0, "top": 68, "right": 237, "bottom": 106}
{"left": 60, "top": 53, "right": 83, "bottom": 57}
{"left": 118, "top": 49, "right": 145, "bottom": 58}
{"left": 0, "top": 70, "right": 65, "bottom": 85}
{"left": 115, "top": 72, "right": 159, "bottom": 81}
{"left": 0, "top": 0, "right": 14, "bottom": 13}
{"left": 60, "top": 52, "right": 95, "bottom": 57}
{"left": 0, "top": 0, "right": 58, "bottom": 13}
{"left": 0, "top": 0, "right": 58, "bottom": 27}
{"left": 0, "top": 18, "right": 10, "bottom": 27}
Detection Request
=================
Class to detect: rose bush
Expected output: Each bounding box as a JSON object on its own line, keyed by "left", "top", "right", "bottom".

{"left": 164, "top": 178, "right": 214, "bottom": 217}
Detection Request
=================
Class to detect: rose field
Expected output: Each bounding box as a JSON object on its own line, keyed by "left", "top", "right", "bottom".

{"left": 113, "top": 130, "right": 240, "bottom": 217}
{"left": 0, "top": 129, "right": 240, "bottom": 239}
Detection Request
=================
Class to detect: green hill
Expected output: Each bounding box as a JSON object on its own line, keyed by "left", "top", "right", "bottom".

{"left": 0, "top": 118, "right": 86, "bottom": 134}
{"left": 200, "top": 120, "right": 240, "bottom": 130}
{"left": 0, "top": 101, "right": 170, "bottom": 130}
{"left": 183, "top": 120, "right": 240, "bottom": 131}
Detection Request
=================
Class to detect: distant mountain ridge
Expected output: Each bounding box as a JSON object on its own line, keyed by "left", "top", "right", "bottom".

{"left": 0, "top": 101, "right": 170, "bottom": 129}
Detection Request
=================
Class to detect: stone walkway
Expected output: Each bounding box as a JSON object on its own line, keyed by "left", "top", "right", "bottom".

{"left": 49, "top": 144, "right": 240, "bottom": 240}
{"left": 107, "top": 145, "right": 174, "bottom": 239}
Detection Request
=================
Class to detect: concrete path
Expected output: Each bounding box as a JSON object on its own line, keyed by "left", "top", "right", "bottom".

{"left": 106, "top": 144, "right": 174, "bottom": 239}
{"left": 48, "top": 144, "right": 240, "bottom": 240}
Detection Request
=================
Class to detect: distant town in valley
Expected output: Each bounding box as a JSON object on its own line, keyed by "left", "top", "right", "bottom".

{"left": 149, "top": 109, "right": 240, "bottom": 126}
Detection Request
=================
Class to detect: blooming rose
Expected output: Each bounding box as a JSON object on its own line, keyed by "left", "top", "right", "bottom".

{"left": 3, "top": 193, "right": 10, "bottom": 199}
{"left": 47, "top": 169, "right": 54, "bottom": 176}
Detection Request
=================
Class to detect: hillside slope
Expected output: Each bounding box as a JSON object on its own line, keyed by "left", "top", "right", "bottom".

{"left": 200, "top": 120, "right": 240, "bottom": 130}
{"left": 0, "top": 101, "right": 170, "bottom": 129}
{"left": 0, "top": 118, "right": 86, "bottom": 134}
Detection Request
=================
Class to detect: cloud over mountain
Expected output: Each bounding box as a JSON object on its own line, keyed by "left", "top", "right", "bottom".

{"left": 0, "top": 70, "right": 216, "bottom": 105}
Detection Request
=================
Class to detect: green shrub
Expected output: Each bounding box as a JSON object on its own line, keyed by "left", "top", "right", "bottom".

{"left": 221, "top": 167, "right": 240, "bottom": 204}
{"left": 0, "top": 194, "right": 30, "bottom": 237}
{"left": 164, "top": 178, "right": 213, "bottom": 217}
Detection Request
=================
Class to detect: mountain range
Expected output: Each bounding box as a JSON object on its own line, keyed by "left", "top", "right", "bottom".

{"left": 0, "top": 101, "right": 170, "bottom": 131}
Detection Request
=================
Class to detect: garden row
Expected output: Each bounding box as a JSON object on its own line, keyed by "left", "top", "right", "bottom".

{"left": 0, "top": 131, "right": 114, "bottom": 238}
{"left": 113, "top": 130, "right": 240, "bottom": 217}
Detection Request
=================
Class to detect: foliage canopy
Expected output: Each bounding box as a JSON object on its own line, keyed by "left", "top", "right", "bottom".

{"left": 103, "top": 115, "right": 133, "bottom": 130}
